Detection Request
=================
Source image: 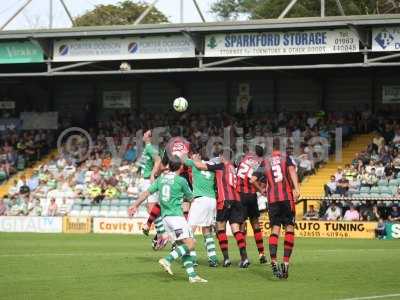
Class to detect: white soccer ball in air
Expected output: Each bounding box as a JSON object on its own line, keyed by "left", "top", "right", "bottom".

{"left": 173, "top": 97, "right": 188, "bottom": 112}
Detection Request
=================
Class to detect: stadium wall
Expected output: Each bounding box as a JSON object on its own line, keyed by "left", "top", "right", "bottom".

{"left": 1, "top": 216, "right": 398, "bottom": 239}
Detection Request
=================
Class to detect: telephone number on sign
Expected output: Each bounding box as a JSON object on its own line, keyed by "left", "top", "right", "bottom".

{"left": 333, "top": 44, "right": 358, "bottom": 52}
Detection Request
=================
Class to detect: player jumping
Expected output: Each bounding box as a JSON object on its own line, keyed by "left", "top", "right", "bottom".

{"left": 129, "top": 158, "right": 207, "bottom": 283}
{"left": 184, "top": 152, "right": 218, "bottom": 267}
{"left": 139, "top": 130, "right": 167, "bottom": 250}
{"left": 252, "top": 138, "right": 300, "bottom": 279}
{"left": 236, "top": 145, "right": 267, "bottom": 264}
{"left": 192, "top": 149, "right": 249, "bottom": 268}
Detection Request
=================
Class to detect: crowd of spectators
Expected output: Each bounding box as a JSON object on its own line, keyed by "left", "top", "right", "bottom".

{"left": 0, "top": 129, "right": 54, "bottom": 184}
{"left": 318, "top": 117, "right": 400, "bottom": 227}
{"left": 0, "top": 110, "right": 358, "bottom": 217}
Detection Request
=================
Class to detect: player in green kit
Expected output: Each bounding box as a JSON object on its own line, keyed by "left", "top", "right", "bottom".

{"left": 129, "top": 158, "right": 207, "bottom": 283}
{"left": 184, "top": 152, "right": 218, "bottom": 267}
{"left": 138, "top": 130, "right": 167, "bottom": 250}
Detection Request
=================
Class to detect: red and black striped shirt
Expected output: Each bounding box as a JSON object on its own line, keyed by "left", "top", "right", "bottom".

{"left": 254, "top": 151, "right": 295, "bottom": 205}
{"left": 236, "top": 152, "right": 262, "bottom": 194}
{"left": 206, "top": 161, "right": 240, "bottom": 210}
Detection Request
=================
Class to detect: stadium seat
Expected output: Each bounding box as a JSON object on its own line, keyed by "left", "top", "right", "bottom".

{"left": 90, "top": 207, "right": 100, "bottom": 217}
{"left": 370, "top": 186, "right": 380, "bottom": 193}
{"left": 397, "top": 173, "right": 400, "bottom": 179}
{"left": 380, "top": 193, "right": 392, "bottom": 198}
{"left": 108, "top": 209, "right": 119, "bottom": 218}
{"left": 118, "top": 207, "right": 128, "bottom": 217}
{"left": 102, "top": 199, "right": 112, "bottom": 206}
{"left": 120, "top": 199, "right": 130, "bottom": 206}
{"left": 379, "top": 186, "right": 391, "bottom": 194}
{"left": 368, "top": 193, "right": 380, "bottom": 198}
{"left": 378, "top": 179, "right": 388, "bottom": 186}
{"left": 360, "top": 186, "right": 370, "bottom": 193}
{"left": 389, "top": 179, "right": 398, "bottom": 186}
{"left": 82, "top": 199, "right": 92, "bottom": 206}
{"left": 99, "top": 207, "right": 110, "bottom": 217}
{"left": 80, "top": 207, "right": 91, "bottom": 217}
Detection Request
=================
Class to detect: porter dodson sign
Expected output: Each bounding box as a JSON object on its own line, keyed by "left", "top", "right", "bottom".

{"left": 205, "top": 29, "right": 359, "bottom": 57}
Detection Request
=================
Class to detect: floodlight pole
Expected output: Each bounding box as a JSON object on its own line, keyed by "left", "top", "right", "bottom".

{"left": 49, "top": 0, "right": 53, "bottom": 28}
{"left": 278, "top": 0, "right": 298, "bottom": 19}
{"left": 321, "top": 0, "right": 325, "bottom": 17}
{"left": 0, "top": 0, "right": 33, "bottom": 30}
{"left": 192, "top": 0, "right": 205, "bottom": 22}
{"left": 335, "top": 0, "right": 345, "bottom": 15}
{"left": 59, "top": 0, "right": 76, "bottom": 26}
{"left": 180, "top": 0, "right": 184, "bottom": 23}
{"left": 134, "top": 0, "right": 159, "bottom": 25}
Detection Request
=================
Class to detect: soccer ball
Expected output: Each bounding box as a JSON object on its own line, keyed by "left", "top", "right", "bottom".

{"left": 173, "top": 97, "right": 188, "bottom": 112}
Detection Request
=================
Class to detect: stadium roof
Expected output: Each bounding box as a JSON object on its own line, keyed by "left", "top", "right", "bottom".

{"left": 0, "top": 14, "right": 400, "bottom": 40}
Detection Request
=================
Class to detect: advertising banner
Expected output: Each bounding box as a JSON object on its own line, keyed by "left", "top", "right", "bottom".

{"left": 382, "top": 85, "right": 400, "bottom": 104}
{"left": 0, "top": 217, "right": 62, "bottom": 233}
{"left": 252, "top": 219, "right": 377, "bottom": 239}
{"left": 0, "top": 101, "right": 15, "bottom": 109}
{"left": 385, "top": 222, "right": 400, "bottom": 239}
{"left": 0, "top": 41, "right": 44, "bottom": 64}
{"left": 63, "top": 217, "right": 92, "bottom": 234}
{"left": 53, "top": 35, "right": 195, "bottom": 62}
{"left": 372, "top": 27, "right": 400, "bottom": 52}
{"left": 205, "top": 29, "right": 359, "bottom": 57}
{"left": 20, "top": 112, "right": 58, "bottom": 130}
{"left": 103, "top": 91, "right": 131, "bottom": 109}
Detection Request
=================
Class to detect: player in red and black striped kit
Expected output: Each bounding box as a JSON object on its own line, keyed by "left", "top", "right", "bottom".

{"left": 251, "top": 139, "right": 300, "bottom": 279}
{"left": 192, "top": 150, "right": 249, "bottom": 268}
{"left": 236, "top": 145, "right": 266, "bottom": 264}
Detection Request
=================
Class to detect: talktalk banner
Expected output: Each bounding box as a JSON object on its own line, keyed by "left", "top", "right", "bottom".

{"left": 255, "top": 220, "right": 377, "bottom": 239}
{"left": 372, "top": 27, "right": 400, "bottom": 52}
{"left": 205, "top": 29, "right": 359, "bottom": 57}
{"left": 53, "top": 35, "right": 195, "bottom": 62}
{"left": 0, "top": 217, "right": 62, "bottom": 233}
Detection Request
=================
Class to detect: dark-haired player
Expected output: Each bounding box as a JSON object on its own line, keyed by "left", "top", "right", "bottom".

{"left": 251, "top": 139, "right": 300, "bottom": 279}
{"left": 129, "top": 158, "right": 207, "bottom": 283}
{"left": 192, "top": 150, "right": 249, "bottom": 268}
{"left": 236, "top": 145, "right": 266, "bottom": 264}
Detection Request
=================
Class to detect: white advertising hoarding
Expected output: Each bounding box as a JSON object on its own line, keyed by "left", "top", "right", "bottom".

{"left": 103, "top": 91, "right": 131, "bottom": 109}
{"left": 382, "top": 85, "right": 400, "bottom": 104}
{"left": 53, "top": 35, "right": 195, "bottom": 62}
{"left": 372, "top": 27, "right": 400, "bottom": 52}
{"left": 0, "top": 217, "right": 63, "bottom": 233}
{"left": 0, "top": 101, "right": 15, "bottom": 109}
{"left": 205, "top": 29, "right": 359, "bottom": 57}
{"left": 20, "top": 111, "right": 58, "bottom": 130}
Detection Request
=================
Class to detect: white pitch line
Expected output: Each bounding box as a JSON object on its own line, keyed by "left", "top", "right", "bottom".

{"left": 339, "top": 293, "right": 400, "bottom": 300}
{"left": 0, "top": 252, "right": 133, "bottom": 257}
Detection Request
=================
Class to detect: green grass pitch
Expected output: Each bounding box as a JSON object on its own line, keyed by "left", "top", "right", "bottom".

{"left": 0, "top": 233, "right": 399, "bottom": 300}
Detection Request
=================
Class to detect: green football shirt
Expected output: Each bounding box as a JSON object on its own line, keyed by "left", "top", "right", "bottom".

{"left": 142, "top": 143, "right": 159, "bottom": 179}
{"left": 148, "top": 172, "right": 193, "bottom": 218}
{"left": 185, "top": 159, "right": 215, "bottom": 199}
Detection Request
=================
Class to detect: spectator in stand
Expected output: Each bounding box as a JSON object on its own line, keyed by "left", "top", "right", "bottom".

{"left": 388, "top": 205, "right": 400, "bottom": 222}
{"left": 324, "top": 175, "right": 337, "bottom": 196}
{"left": 334, "top": 167, "right": 344, "bottom": 181}
{"left": 58, "top": 198, "right": 70, "bottom": 216}
{"left": 375, "top": 219, "right": 386, "bottom": 239}
{"left": 336, "top": 177, "right": 350, "bottom": 196}
{"left": 47, "top": 198, "right": 58, "bottom": 216}
{"left": 303, "top": 205, "right": 319, "bottom": 220}
{"left": 0, "top": 198, "right": 7, "bottom": 216}
{"left": 343, "top": 204, "right": 360, "bottom": 221}
{"left": 324, "top": 202, "right": 342, "bottom": 221}
{"left": 27, "top": 198, "right": 42, "bottom": 216}
{"left": 361, "top": 168, "right": 378, "bottom": 188}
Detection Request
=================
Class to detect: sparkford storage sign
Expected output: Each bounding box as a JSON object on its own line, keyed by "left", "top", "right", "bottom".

{"left": 255, "top": 220, "right": 377, "bottom": 239}
{"left": 205, "top": 29, "right": 359, "bottom": 57}
{"left": 53, "top": 35, "right": 195, "bottom": 62}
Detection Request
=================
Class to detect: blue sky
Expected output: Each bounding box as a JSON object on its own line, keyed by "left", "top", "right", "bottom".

{"left": 0, "top": 0, "right": 220, "bottom": 30}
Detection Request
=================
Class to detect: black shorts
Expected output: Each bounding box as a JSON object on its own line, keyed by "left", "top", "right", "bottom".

{"left": 268, "top": 201, "right": 295, "bottom": 227}
{"left": 240, "top": 193, "right": 260, "bottom": 219}
{"left": 216, "top": 200, "right": 245, "bottom": 224}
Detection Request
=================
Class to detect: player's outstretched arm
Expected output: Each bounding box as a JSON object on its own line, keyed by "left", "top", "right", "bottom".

{"left": 191, "top": 155, "right": 208, "bottom": 171}
{"left": 128, "top": 191, "right": 150, "bottom": 216}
